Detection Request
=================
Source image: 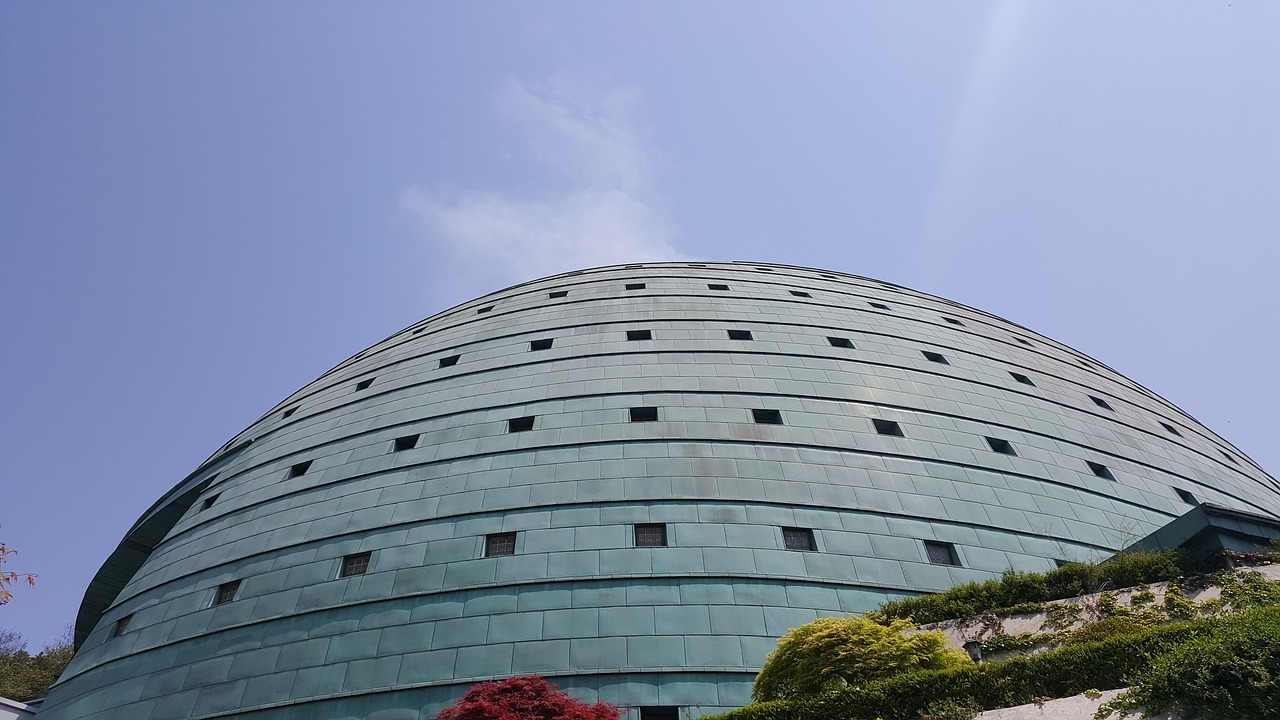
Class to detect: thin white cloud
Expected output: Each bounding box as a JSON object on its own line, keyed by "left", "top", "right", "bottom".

{"left": 401, "top": 76, "right": 687, "bottom": 291}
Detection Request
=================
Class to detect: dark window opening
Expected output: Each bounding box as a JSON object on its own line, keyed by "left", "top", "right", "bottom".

{"left": 201, "top": 494, "right": 220, "bottom": 511}
{"left": 638, "top": 707, "right": 681, "bottom": 720}
{"left": 282, "top": 406, "right": 298, "bottom": 418}
{"left": 439, "top": 354, "right": 460, "bottom": 368}
{"left": 288, "top": 460, "right": 312, "bottom": 478}
{"left": 486, "top": 532, "right": 517, "bottom": 557}
{"left": 790, "top": 290, "right": 812, "bottom": 298}
{"left": 944, "top": 317, "right": 964, "bottom": 326}
{"left": 1175, "top": 488, "right": 1198, "bottom": 505}
{"left": 1160, "top": 422, "right": 1182, "bottom": 437}
{"left": 630, "top": 406, "right": 659, "bottom": 422}
{"left": 549, "top": 290, "right": 568, "bottom": 299}
{"left": 986, "top": 437, "right": 1016, "bottom": 456}
{"left": 828, "top": 336, "right": 854, "bottom": 349}
{"left": 412, "top": 327, "right": 424, "bottom": 334}
{"left": 1016, "top": 337, "right": 1033, "bottom": 346}
{"left": 393, "top": 434, "right": 419, "bottom": 452}
{"left": 708, "top": 283, "right": 730, "bottom": 291}
{"left": 341, "top": 551, "right": 372, "bottom": 577}
{"left": 508, "top": 416, "right": 536, "bottom": 433}
{"left": 922, "top": 351, "right": 949, "bottom": 364}
{"left": 626, "top": 329, "right": 652, "bottom": 341}
{"left": 1078, "top": 358, "right": 1092, "bottom": 368}
{"left": 113, "top": 613, "right": 133, "bottom": 637}
{"left": 625, "top": 283, "right": 646, "bottom": 290}
{"left": 355, "top": 378, "right": 374, "bottom": 391}
{"left": 782, "top": 527, "right": 816, "bottom": 551}
{"left": 1090, "top": 395, "right": 1114, "bottom": 411}
{"left": 635, "top": 523, "right": 668, "bottom": 547}
{"left": 873, "top": 419, "right": 904, "bottom": 437}
{"left": 727, "top": 329, "right": 753, "bottom": 340}
{"left": 869, "top": 302, "right": 890, "bottom": 310}
{"left": 477, "top": 306, "right": 493, "bottom": 314}
{"left": 530, "top": 338, "right": 554, "bottom": 351}
{"left": 1086, "top": 461, "right": 1116, "bottom": 480}
{"left": 752, "top": 408, "right": 783, "bottom": 425}
{"left": 1221, "top": 450, "right": 1238, "bottom": 464}
{"left": 820, "top": 274, "right": 835, "bottom": 279}
{"left": 1010, "top": 372, "right": 1036, "bottom": 386}
{"left": 925, "top": 540, "right": 960, "bottom": 566}
{"left": 756, "top": 267, "right": 774, "bottom": 272}
{"left": 214, "top": 580, "right": 240, "bottom": 606}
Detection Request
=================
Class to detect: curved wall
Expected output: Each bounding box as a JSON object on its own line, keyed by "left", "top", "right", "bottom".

{"left": 40, "top": 262, "right": 1280, "bottom": 719}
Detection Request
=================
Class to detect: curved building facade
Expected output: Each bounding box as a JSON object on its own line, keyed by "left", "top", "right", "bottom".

{"left": 42, "top": 262, "right": 1280, "bottom": 719}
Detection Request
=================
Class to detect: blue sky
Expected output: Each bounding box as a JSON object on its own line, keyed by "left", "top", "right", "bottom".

{"left": 2, "top": 2, "right": 1277, "bottom": 649}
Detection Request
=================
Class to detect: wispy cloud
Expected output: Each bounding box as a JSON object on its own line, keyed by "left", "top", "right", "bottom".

{"left": 401, "top": 76, "right": 687, "bottom": 295}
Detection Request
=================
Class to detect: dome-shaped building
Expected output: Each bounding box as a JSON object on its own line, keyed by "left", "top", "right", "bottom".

{"left": 41, "top": 262, "right": 1280, "bottom": 719}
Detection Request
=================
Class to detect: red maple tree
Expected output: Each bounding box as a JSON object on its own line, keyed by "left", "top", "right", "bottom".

{"left": 436, "top": 675, "right": 621, "bottom": 720}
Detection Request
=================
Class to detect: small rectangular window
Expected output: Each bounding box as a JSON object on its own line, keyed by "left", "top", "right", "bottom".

{"left": 727, "top": 329, "right": 753, "bottom": 340}
{"left": 355, "top": 378, "right": 374, "bottom": 391}
{"left": 782, "top": 527, "right": 816, "bottom": 551}
{"left": 924, "top": 540, "right": 959, "bottom": 566}
{"left": 282, "top": 406, "right": 298, "bottom": 418}
{"left": 1010, "top": 372, "right": 1036, "bottom": 386}
{"left": 1086, "top": 461, "right": 1115, "bottom": 480}
{"left": 393, "top": 434, "right": 419, "bottom": 452}
{"left": 412, "top": 327, "right": 424, "bottom": 334}
{"left": 113, "top": 613, "right": 133, "bottom": 637}
{"left": 485, "top": 532, "right": 517, "bottom": 557}
{"left": 752, "top": 408, "right": 783, "bottom": 425}
{"left": 201, "top": 493, "right": 220, "bottom": 512}
{"left": 340, "top": 551, "right": 372, "bottom": 577}
{"left": 549, "top": 290, "right": 568, "bottom": 299}
{"left": 1016, "top": 337, "right": 1033, "bottom": 346}
{"left": 1160, "top": 421, "right": 1182, "bottom": 437}
{"left": 477, "top": 306, "right": 493, "bottom": 314}
{"left": 508, "top": 416, "right": 535, "bottom": 433}
{"left": 789, "top": 290, "right": 812, "bottom": 298}
{"left": 707, "top": 283, "right": 730, "bottom": 291}
{"left": 439, "top": 354, "right": 460, "bottom": 368}
{"left": 922, "top": 351, "right": 949, "bottom": 364}
{"left": 869, "top": 302, "right": 890, "bottom": 310}
{"left": 872, "top": 419, "right": 904, "bottom": 437}
{"left": 638, "top": 707, "right": 681, "bottom": 720}
{"left": 756, "top": 267, "right": 774, "bottom": 272}
{"left": 828, "top": 336, "right": 854, "bottom": 349}
{"left": 1089, "top": 395, "right": 1114, "bottom": 411}
{"left": 288, "top": 460, "right": 312, "bottom": 478}
{"left": 214, "top": 580, "right": 240, "bottom": 606}
{"left": 630, "top": 406, "right": 659, "bottom": 422}
{"left": 986, "top": 437, "right": 1016, "bottom": 456}
{"left": 530, "top": 338, "right": 554, "bottom": 351}
{"left": 634, "top": 523, "right": 668, "bottom": 547}
{"left": 625, "top": 283, "right": 646, "bottom": 290}
{"left": 943, "top": 317, "right": 964, "bottom": 326}
{"left": 1175, "top": 488, "right": 1198, "bottom": 505}
{"left": 626, "top": 330, "right": 652, "bottom": 341}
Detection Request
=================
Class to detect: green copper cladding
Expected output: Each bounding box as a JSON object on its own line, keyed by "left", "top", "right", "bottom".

{"left": 42, "top": 262, "right": 1280, "bottom": 719}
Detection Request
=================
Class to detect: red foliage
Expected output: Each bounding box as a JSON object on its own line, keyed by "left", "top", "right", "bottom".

{"left": 436, "top": 675, "right": 621, "bottom": 720}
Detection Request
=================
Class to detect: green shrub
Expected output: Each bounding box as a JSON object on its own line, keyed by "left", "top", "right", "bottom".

{"left": 1063, "top": 616, "right": 1157, "bottom": 646}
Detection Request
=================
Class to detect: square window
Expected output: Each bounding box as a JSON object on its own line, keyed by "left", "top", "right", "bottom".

{"left": 869, "top": 302, "right": 890, "bottom": 310}
{"left": 924, "top": 540, "right": 959, "bottom": 566}
{"left": 1010, "top": 372, "right": 1036, "bottom": 386}
{"left": 282, "top": 406, "right": 298, "bottom": 418}
{"left": 634, "top": 523, "right": 668, "bottom": 547}
{"left": 214, "top": 580, "right": 240, "bottom": 606}
{"left": 530, "top": 338, "right": 554, "bottom": 351}
{"left": 627, "top": 330, "right": 652, "bottom": 341}
{"left": 439, "top": 354, "right": 460, "bottom": 368}
{"left": 630, "top": 406, "right": 659, "bottom": 422}
{"left": 828, "top": 336, "right": 854, "bottom": 349}
{"left": 986, "top": 437, "right": 1016, "bottom": 456}
{"left": 393, "top": 434, "right": 419, "bottom": 452}
{"left": 872, "top": 419, "right": 904, "bottom": 437}
{"left": 1086, "top": 461, "right": 1115, "bottom": 481}
{"left": 626, "top": 283, "right": 646, "bottom": 290}
{"left": 486, "top": 532, "right": 517, "bottom": 557}
{"left": 113, "top": 613, "right": 133, "bottom": 637}
{"left": 789, "top": 290, "right": 812, "bottom": 298}
{"left": 340, "top": 551, "right": 372, "bottom": 577}
{"left": 355, "top": 378, "right": 374, "bottom": 391}
{"left": 1089, "top": 395, "right": 1114, "bottom": 411}
{"left": 549, "top": 290, "right": 568, "bottom": 299}
{"left": 708, "top": 283, "right": 730, "bottom": 291}
{"left": 508, "top": 416, "right": 536, "bottom": 433}
{"left": 782, "top": 527, "right": 816, "bottom": 551}
{"left": 727, "top": 329, "right": 753, "bottom": 340}
{"left": 288, "top": 460, "right": 312, "bottom": 478}
{"left": 752, "top": 408, "right": 783, "bottom": 425}
{"left": 922, "top": 351, "right": 949, "bottom": 365}
{"left": 201, "top": 493, "right": 220, "bottom": 511}
{"left": 943, "top": 317, "right": 964, "bottom": 326}
{"left": 1175, "top": 488, "right": 1197, "bottom": 505}
{"left": 477, "top": 306, "right": 493, "bottom": 314}
{"left": 1160, "top": 421, "right": 1182, "bottom": 437}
